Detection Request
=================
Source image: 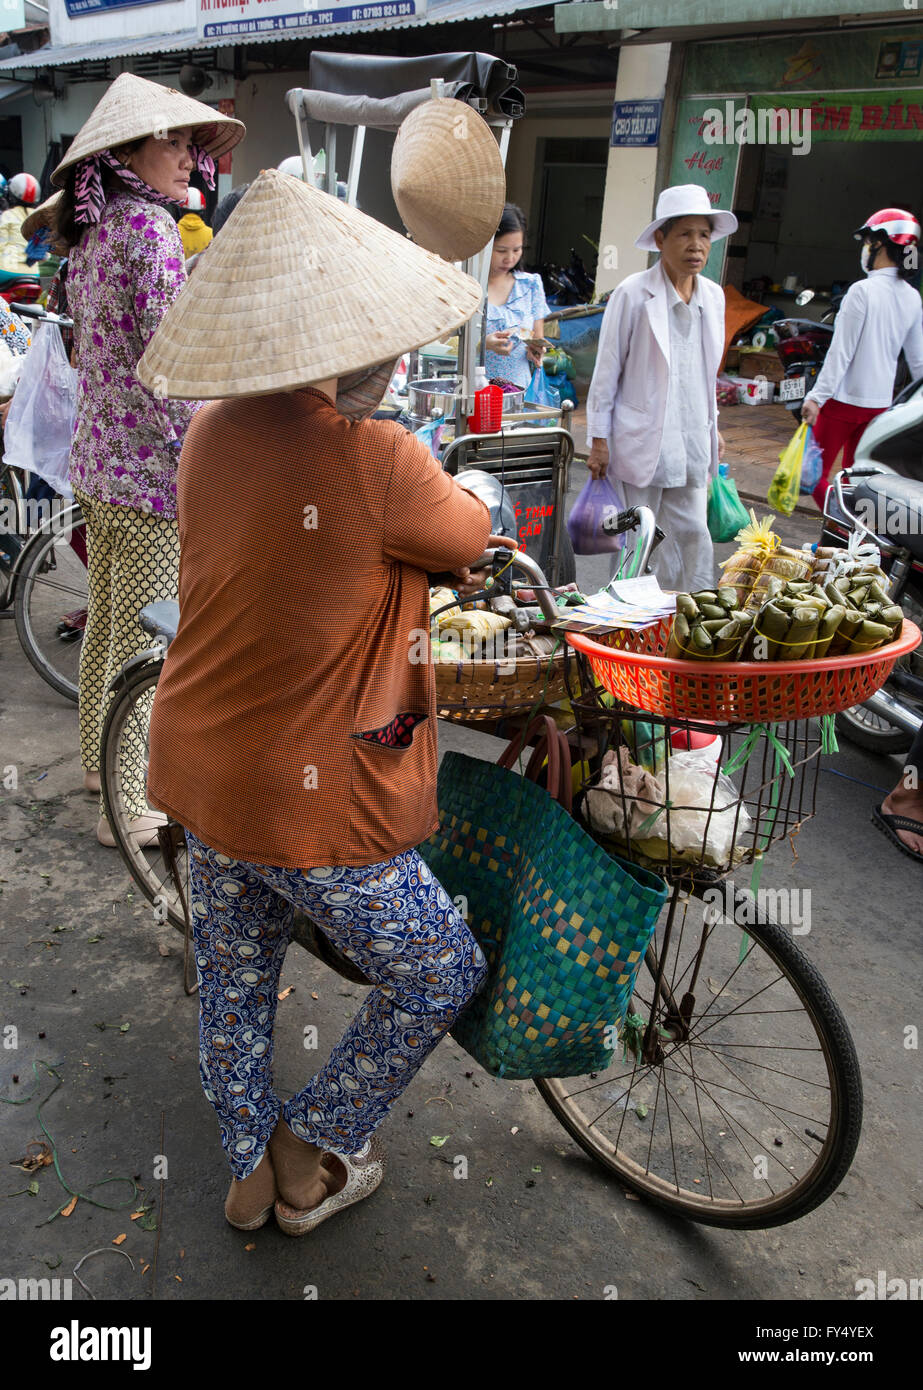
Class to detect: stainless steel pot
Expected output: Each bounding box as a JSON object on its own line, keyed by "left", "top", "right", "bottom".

{"left": 407, "top": 377, "right": 463, "bottom": 420}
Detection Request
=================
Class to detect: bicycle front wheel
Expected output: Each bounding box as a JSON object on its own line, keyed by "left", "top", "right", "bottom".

{"left": 535, "top": 881, "right": 862, "bottom": 1228}
{"left": 100, "top": 657, "right": 190, "bottom": 935}
{"left": 13, "top": 503, "right": 86, "bottom": 703}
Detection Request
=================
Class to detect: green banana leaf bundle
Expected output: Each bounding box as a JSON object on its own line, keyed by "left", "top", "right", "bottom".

{"left": 669, "top": 576, "right": 904, "bottom": 664}
{"left": 666, "top": 588, "right": 755, "bottom": 662}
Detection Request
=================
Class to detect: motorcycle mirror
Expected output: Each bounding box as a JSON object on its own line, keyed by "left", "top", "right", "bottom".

{"left": 795, "top": 289, "right": 815, "bottom": 306}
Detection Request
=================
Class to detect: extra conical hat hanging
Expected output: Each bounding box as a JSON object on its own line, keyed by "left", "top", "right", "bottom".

{"left": 391, "top": 98, "right": 505, "bottom": 262}
{"left": 52, "top": 73, "right": 244, "bottom": 187}
{"left": 22, "top": 191, "right": 67, "bottom": 253}
{"left": 137, "top": 168, "right": 484, "bottom": 400}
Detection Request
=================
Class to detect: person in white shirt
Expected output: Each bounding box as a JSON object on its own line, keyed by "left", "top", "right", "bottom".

{"left": 801, "top": 207, "right": 923, "bottom": 510}
{"left": 585, "top": 185, "right": 737, "bottom": 592}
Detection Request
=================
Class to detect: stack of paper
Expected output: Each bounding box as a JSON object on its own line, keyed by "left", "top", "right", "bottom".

{"left": 553, "top": 575, "right": 676, "bottom": 636}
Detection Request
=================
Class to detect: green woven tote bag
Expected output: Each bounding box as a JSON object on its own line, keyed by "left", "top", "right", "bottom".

{"left": 420, "top": 752, "right": 668, "bottom": 1080}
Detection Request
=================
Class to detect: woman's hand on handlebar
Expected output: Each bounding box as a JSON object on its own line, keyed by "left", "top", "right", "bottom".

{"left": 452, "top": 534, "right": 518, "bottom": 599}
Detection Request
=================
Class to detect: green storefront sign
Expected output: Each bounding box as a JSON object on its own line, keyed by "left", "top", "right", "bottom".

{"left": 669, "top": 26, "right": 923, "bottom": 280}
{"left": 683, "top": 26, "right": 923, "bottom": 94}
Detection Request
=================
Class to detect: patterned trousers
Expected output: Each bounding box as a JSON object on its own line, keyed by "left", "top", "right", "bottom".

{"left": 74, "top": 490, "right": 179, "bottom": 819}
{"left": 185, "top": 830, "right": 489, "bottom": 1179}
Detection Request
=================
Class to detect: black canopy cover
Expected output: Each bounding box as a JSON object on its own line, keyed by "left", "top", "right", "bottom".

{"left": 308, "top": 50, "right": 525, "bottom": 119}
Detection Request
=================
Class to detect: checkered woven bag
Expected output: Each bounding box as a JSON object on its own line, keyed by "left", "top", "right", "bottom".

{"left": 420, "top": 751, "right": 668, "bottom": 1080}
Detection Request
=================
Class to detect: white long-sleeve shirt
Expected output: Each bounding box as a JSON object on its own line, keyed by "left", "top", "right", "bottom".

{"left": 654, "top": 270, "right": 712, "bottom": 487}
{"left": 805, "top": 267, "right": 923, "bottom": 410}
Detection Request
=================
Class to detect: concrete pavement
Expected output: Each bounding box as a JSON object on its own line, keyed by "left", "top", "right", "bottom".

{"left": 1, "top": 484, "right": 920, "bottom": 1304}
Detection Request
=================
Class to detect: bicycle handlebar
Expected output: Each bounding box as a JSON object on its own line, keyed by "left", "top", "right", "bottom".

{"left": 11, "top": 303, "right": 74, "bottom": 329}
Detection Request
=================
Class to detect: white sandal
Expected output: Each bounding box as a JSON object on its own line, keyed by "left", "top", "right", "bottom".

{"left": 273, "top": 1138, "right": 384, "bottom": 1237}
{"left": 97, "top": 813, "right": 167, "bottom": 849}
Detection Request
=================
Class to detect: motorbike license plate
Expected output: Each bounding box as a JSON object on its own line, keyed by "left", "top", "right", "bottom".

{"left": 779, "top": 376, "right": 806, "bottom": 401}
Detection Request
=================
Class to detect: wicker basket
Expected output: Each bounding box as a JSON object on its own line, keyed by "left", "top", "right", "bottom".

{"left": 434, "top": 648, "right": 569, "bottom": 722}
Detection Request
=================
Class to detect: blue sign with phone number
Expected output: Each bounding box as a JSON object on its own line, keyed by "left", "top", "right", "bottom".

{"left": 611, "top": 100, "right": 663, "bottom": 147}
{"left": 203, "top": 2, "right": 417, "bottom": 37}
{"left": 65, "top": 0, "right": 172, "bottom": 15}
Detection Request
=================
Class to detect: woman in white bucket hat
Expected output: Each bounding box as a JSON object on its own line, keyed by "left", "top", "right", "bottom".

{"left": 585, "top": 184, "right": 737, "bottom": 592}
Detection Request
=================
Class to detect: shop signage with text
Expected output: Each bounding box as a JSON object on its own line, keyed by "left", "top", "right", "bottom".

{"left": 198, "top": 0, "right": 425, "bottom": 39}
{"left": 65, "top": 0, "right": 171, "bottom": 15}
{"left": 610, "top": 100, "right": 663, "bottom": 147}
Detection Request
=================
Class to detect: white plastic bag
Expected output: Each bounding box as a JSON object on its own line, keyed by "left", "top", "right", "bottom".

{"left": 3, "top": 321, "right": 76, "bottom": 498}
{"left": 584, "top": 746, "right": 750, "bottom": 868}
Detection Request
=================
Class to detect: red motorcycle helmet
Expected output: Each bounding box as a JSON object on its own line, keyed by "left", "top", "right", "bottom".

{"left": 854, "top": 207, "right": 921, "bottom": 247}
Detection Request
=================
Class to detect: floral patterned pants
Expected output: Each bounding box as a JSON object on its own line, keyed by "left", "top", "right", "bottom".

{"left": 185, "top": 830, "right": 488, "bottom": 1179}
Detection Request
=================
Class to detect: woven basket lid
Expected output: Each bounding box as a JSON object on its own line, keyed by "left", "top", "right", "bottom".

{"left": 22, "top": 191, "right": 68, "bottom": 254}
{"left": 391, "top": 98, "right": 505, "bottom": 262}
{"left": 52, "top": 73, "right": 244, "bottom": 187}
{"left": 137, "top": 167, "right": 483, "bottom": 400}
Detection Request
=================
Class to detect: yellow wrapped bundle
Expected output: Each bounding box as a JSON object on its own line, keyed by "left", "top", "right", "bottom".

{"left": 720, "top": 511, "right": 814, "bottom": 609}
{"left": 429, "top": 586, "right": 461, "bottom": 621}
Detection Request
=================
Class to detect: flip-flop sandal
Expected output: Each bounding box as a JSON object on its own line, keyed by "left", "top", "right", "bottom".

{"left": 871, "top": 804, "right": 923, "bottom": 865}
{"left": 274, "top": 1138, "right": 384, "bottom": 1237}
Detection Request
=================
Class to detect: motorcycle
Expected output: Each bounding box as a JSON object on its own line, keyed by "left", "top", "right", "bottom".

{"left": 774, "top": 288, "right": 836, "bottom": 418}
{"left": 540, "top": 249, "right": 596, "bottom": 308}
{"left": 819, "top": 375, "right": 923, "bottom": 753}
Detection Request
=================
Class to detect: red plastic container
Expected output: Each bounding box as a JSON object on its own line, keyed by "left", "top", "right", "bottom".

{"left": 566, "top": 619, "right": 922, "bottom": 724}
{"left": 466, "top": 384, "right": 503, "bottom": 434}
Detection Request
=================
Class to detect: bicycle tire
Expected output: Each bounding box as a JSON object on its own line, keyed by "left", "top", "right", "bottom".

{"left": 99, "top": 657, "right": 189, "bottom": 931}
{"left": 12, "top": 503, "right": 85, "bottom": 703}
{"left": 99, "top": 659, "right": 367, "bottom": 982}
{"left": 535, "top": 886, "right": 862, "bottom": 1229}
{"left": 0, "top": 461, "right": 25, "bottom": 534}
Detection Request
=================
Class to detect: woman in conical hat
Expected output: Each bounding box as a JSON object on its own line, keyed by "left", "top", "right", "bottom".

{"left": 138, "top": 168, "right": 508, "bottom": 1235}
{"left": 52, "top": 74, "right": 243, "bottom": 845}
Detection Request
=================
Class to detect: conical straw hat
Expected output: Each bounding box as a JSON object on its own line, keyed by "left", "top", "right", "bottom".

{"left": 22, "top": 191, "right": 68, "bottom": 253}
{"left": 137, "top": 168, "right": 483, "bottom": 400}
{"left": 52, "top": 73, "right": 244, "bottom": 187}
{"left": 391, "top": 98, "right": 505, "bottom": 263}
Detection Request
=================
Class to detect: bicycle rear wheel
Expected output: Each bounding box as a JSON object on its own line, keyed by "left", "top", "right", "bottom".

{"left": 100, "top": 658, "right": 190, "bottom": 934}
{"left": 535, "top": 880, "right": 862, "bottom": 1228}
{"left": 13, "top": 503, "right": 86, "bottom": 703}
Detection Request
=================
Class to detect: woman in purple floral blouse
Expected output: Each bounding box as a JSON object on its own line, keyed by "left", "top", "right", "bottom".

{"left": 51, "top": 73, "right": 244, "bottom": 845}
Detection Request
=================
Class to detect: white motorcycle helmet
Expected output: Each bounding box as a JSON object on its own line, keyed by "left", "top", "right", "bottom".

{"left": 9, "top": 172, "right": 39, "bottom": 206}
{"left": 183, "top": 187, "right": 205, "bottom": 213}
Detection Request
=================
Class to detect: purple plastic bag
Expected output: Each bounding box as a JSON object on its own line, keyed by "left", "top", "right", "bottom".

{"left": 566, "top": 475, "right": 627, "bottom": 555}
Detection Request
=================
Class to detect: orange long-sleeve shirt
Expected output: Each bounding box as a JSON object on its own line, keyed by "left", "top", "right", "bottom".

{"left": 146, "top": 388, "right": 490, "bottom": 867}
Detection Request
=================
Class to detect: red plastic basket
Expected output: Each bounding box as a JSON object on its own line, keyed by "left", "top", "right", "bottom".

{"left": 566, "top": 619, "right": 922, "bottom": 724}
{"left": 466, "top": 384, "right": 503, "bottom": 434}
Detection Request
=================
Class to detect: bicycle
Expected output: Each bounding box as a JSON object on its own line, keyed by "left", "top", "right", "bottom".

{"left": 0, "top": 305, "right": 87, "bottom": 703}
{"left": 1, "top": 464, "right": 86, "bottom": 703}
{"left": 98, "top": 517, "right": 864, "bottom": 1228}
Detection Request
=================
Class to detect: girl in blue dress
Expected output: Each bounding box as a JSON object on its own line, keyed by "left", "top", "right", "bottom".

{"left": 485, "top": 204, "right": 550, "bottom": 389}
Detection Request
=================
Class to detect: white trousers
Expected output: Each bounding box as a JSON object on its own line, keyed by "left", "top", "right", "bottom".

{"left": 613, "top": 481, "right": 716, "bottom": 593}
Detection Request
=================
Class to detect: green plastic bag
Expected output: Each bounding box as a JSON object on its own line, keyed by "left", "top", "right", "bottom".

{"left": 768, "top": 422, "right": 807, "bottom": 516}
{"left": 707, "top": 466, "right": 751, "bottom": 543}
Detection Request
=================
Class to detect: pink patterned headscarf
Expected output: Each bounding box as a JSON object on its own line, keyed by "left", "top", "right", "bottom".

{"left": 74, "top": 144, "right": 215, "bottom": 226}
